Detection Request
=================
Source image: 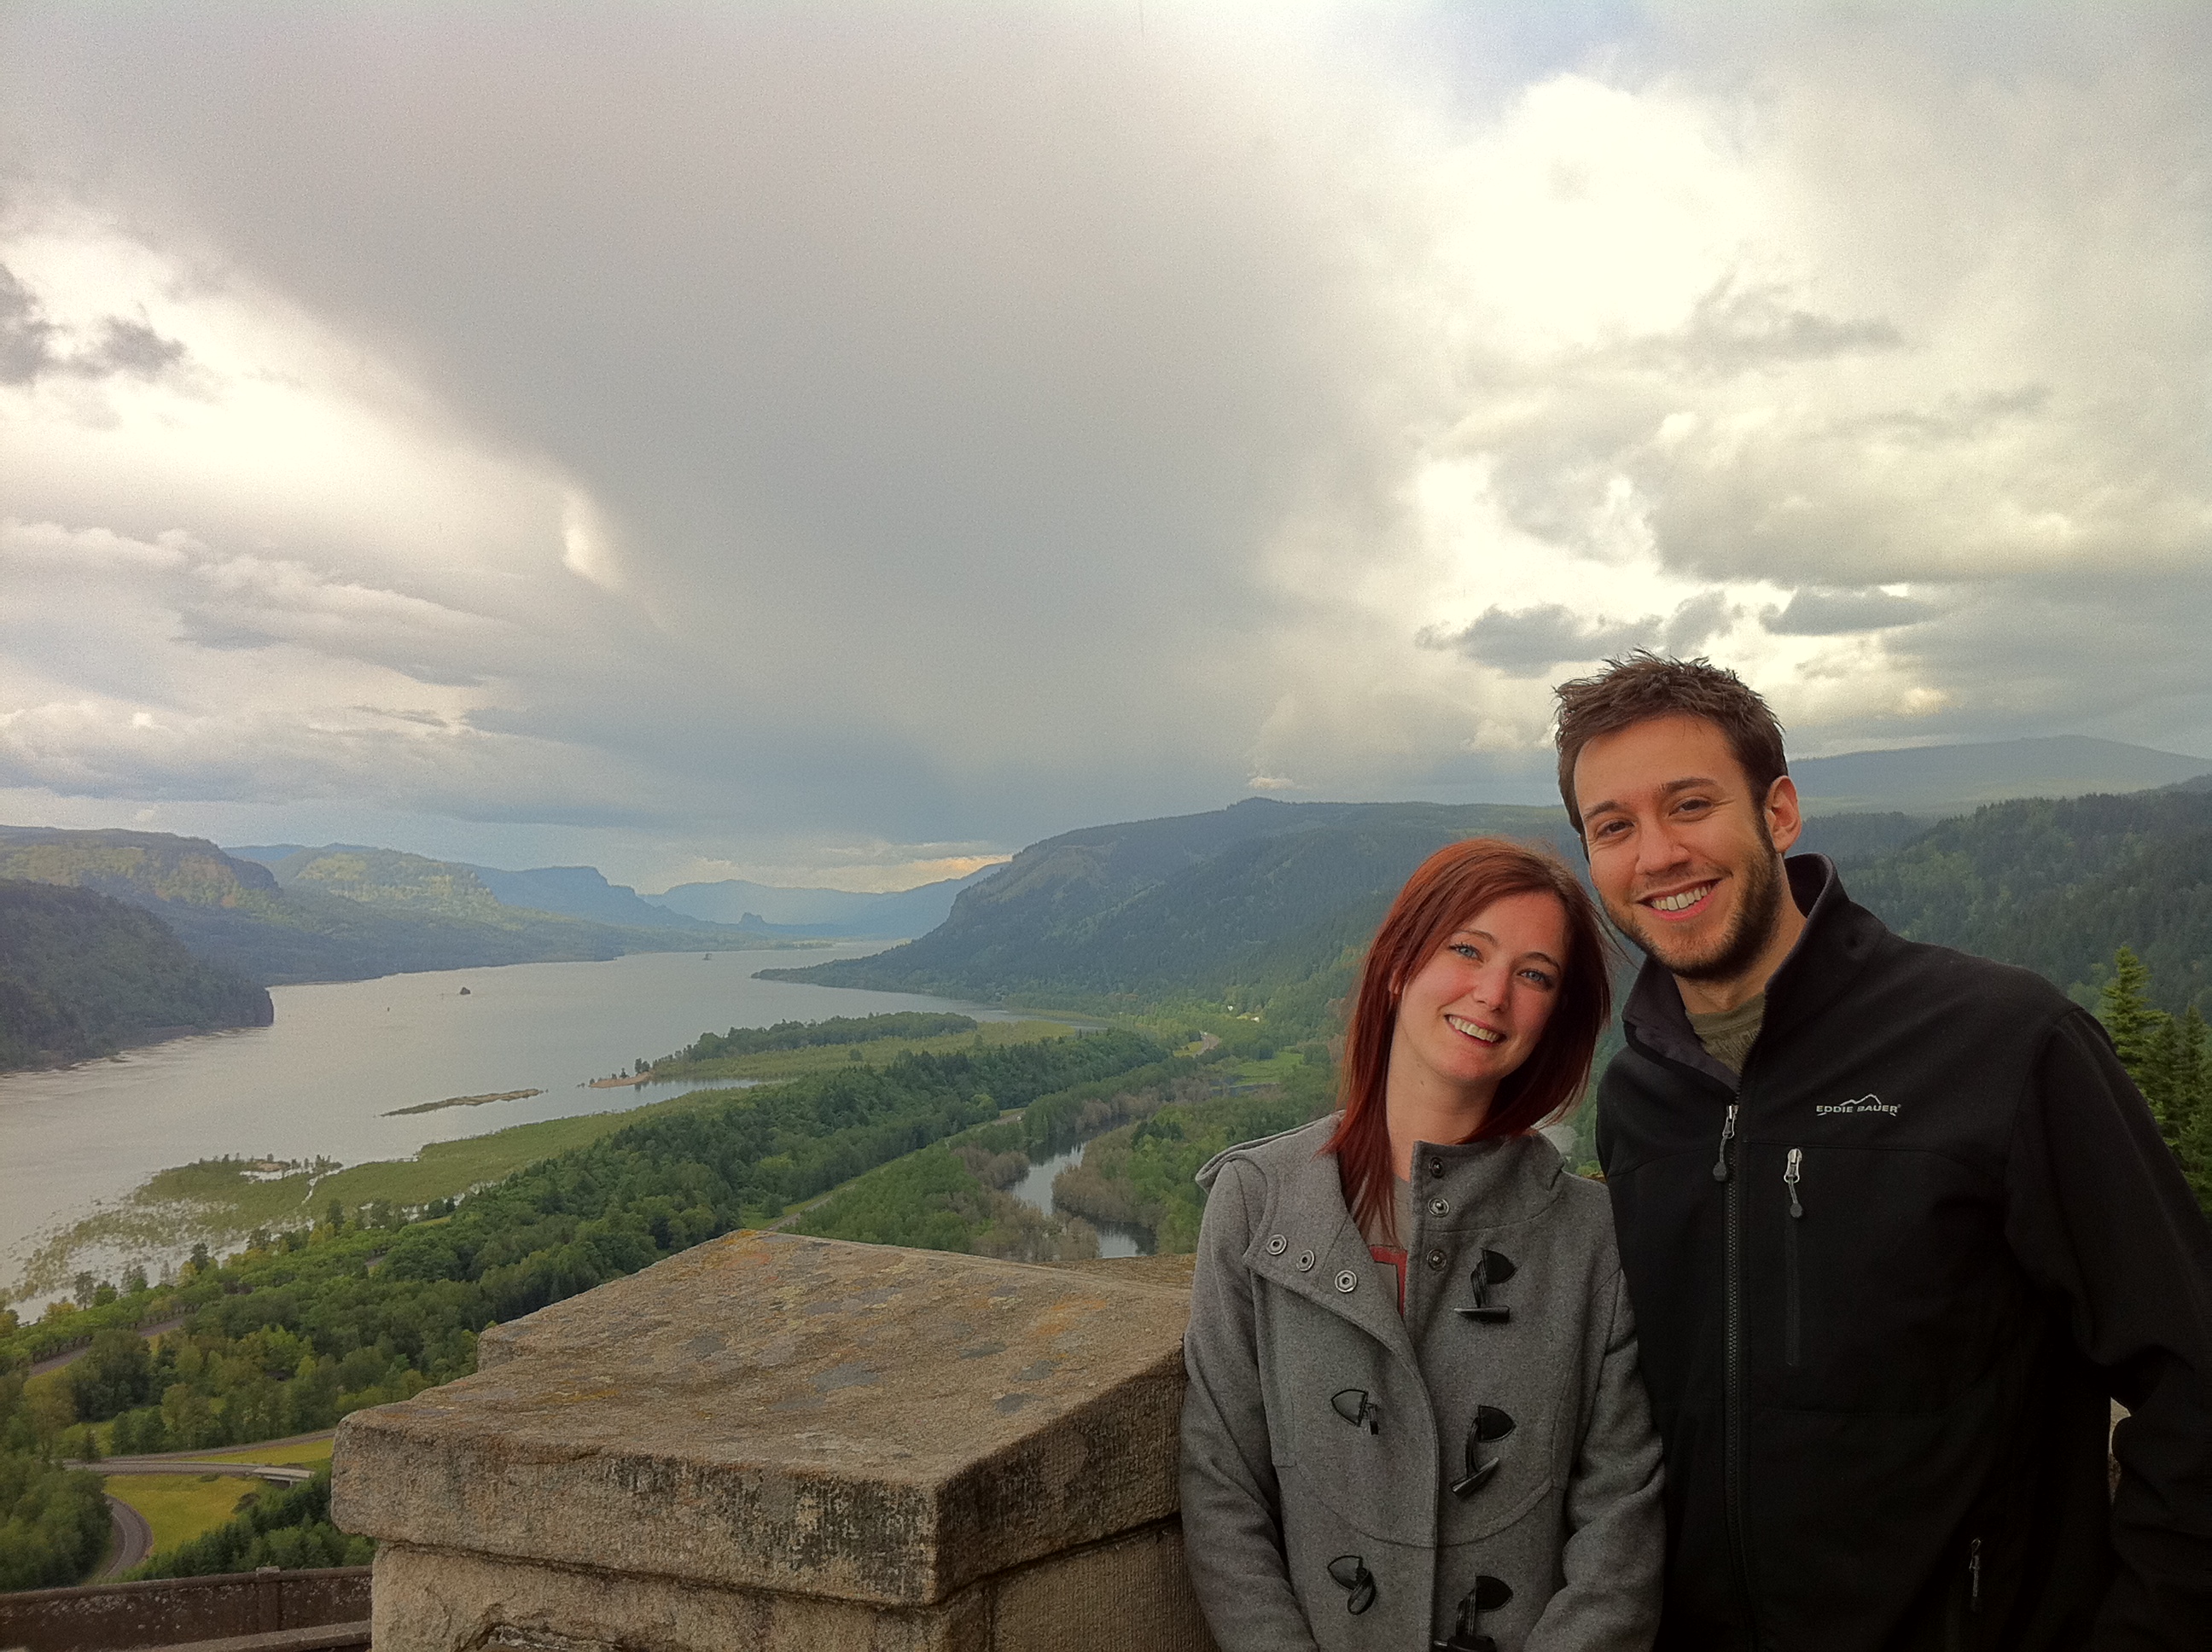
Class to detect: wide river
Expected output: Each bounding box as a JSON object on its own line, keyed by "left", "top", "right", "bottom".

{"left": 0, "top": 944, "right": 1030, "bottom": 1300}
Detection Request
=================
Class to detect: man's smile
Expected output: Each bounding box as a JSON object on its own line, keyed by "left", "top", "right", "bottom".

{"left": 1640, "top": 881, "right": 1718, "bottom": 918}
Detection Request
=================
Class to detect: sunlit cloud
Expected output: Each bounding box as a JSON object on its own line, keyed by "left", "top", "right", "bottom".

{"left": 0, "top": 2, "right": 2205, "bottom": 886}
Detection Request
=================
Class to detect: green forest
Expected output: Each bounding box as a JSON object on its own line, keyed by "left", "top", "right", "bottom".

{"left": 0, "top": 1027, "right": 1162, "bottom": 1588}
{"left": 0, "top": 880, "right": 272, "bottom": 1073}
{"left": 661, "top": 1010, "right": 979, "bottom": 1067}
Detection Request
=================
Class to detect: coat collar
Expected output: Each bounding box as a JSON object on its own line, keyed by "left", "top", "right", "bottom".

{"left": 1621, "top": 852, "right": 1887, "bottom": 1089}
{"left": 1202, "top": 1120, "right": 1567, "bottom": 1360}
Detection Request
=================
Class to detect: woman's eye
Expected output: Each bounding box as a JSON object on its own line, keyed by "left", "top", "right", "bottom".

{"left": 1520, "top": 969, "right": 1557, "bottom": 989}
{"left": 1450, "top": 942, "right": 1481, "bottom": 961}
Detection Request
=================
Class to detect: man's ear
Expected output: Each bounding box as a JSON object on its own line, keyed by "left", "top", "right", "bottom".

{"left": 1765, "top": 773, "right": 1804, "bottom": 854}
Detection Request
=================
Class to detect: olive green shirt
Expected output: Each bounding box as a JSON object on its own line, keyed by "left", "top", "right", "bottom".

{"left": 1686, "top": 992, "right": 1767, "bottom": 1077}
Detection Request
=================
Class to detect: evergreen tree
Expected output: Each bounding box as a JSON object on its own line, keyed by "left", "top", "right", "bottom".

{"left": 2099, "top": 947, "right": 2166, "bottom": 1076}
{"left": 2098, "top": 948, "right": 2210, "bottom": 1217}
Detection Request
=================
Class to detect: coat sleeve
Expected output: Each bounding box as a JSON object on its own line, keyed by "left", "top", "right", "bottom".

{"left": 2005, "top": 1009, "right": 2212, "bottom": 1649}
{"left": 1524, "top": 1265, "right": 1666, "bottom": 1652}
{"left": 1179, "top": 1156, "right": 1321, "bottom": 1652}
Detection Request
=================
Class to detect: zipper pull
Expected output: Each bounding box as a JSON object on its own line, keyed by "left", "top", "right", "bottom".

{"left": 1969, "top": 1537, "right": 1982, "bottom": 1612}
{"left": 1711, "top": 1103, "right": 1738, "bottom": 1182}
{"left": 1784, "top": 1147, "right": 1803, "bottom": 1218}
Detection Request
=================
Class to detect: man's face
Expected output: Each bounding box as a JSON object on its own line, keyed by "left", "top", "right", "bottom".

{"left": 1570, "top": 714, "right": 1801, "bottom": 983}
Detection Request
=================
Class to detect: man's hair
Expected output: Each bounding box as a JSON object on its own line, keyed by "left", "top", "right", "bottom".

{"left": 1552, "top": 652, "right": 1788, "bottom": 835}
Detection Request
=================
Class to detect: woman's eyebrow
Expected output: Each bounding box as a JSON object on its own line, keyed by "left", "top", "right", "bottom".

{"left": 1452, "top": 929, "right": 1560, "bottom": 969}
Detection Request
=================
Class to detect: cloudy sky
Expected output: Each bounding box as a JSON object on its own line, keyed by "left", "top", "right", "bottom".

{"left": 3, "top": 3, "right": 2209, "bottom": 893}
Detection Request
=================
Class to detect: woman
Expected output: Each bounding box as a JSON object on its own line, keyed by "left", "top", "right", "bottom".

{"left": 1179, "top": 838, "right": 1662, "bottom": 1652}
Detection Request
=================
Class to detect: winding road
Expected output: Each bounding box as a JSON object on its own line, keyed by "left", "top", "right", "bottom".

{"left": 99, "top": 1493, "right": 153, "bottom": 1579}
{"left": 78, "top": 1428, "right": 335, "bottom": 1582}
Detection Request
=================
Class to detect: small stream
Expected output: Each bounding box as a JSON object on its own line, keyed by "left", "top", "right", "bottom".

{"left": 1004, "top": 1143, "right": 1153, "bottom": 1258}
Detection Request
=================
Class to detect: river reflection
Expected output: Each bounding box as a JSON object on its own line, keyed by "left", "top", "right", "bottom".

{"left": 1006, "top": 1143, "right": 1154, "bottom": 1258}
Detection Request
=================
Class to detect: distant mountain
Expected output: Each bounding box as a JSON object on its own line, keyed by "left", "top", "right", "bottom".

{"left": 0, "top": 828, "right": 800, "bottom": 987}
{"left": 1790, "top": 736, "right": 2211, "bottom": 817}
{"left": 766, "top": 777, "right": 2212, "bottom": 1023}
{"left": 649, "top": 864, "right": 1004, "bottom": 936}
{"left": 223, "top": 844, "right": 313, "bottom": 867}
{"left": 463, "top": 864, "right": 724, "bottom": 930}
{"left": 763, "top": 799, "right": 1582, "bottom": 1003}
{"left": 0, "top": 878, "right": 272, "bottom": 1071}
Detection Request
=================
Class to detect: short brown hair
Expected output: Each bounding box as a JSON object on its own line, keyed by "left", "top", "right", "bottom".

{"left": 1324, "top": 837, "right": 1615, "bottom": 1242}
{"left": 1552, "top": 652, "right": 1788, "bottom": 835}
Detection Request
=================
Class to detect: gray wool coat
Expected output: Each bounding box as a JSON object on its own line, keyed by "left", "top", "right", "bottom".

{"left": 1179, "top": 1117, "right": 1663, "bottom": 1652}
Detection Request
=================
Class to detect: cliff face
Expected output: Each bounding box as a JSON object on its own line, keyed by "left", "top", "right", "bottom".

{"left": 0, "top": 879, "right": 273, "bottom": 1071}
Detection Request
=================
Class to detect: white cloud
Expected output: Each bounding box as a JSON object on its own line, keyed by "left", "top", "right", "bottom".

{"left": 0, "top": 3, "right": 2205, "bottom": 887}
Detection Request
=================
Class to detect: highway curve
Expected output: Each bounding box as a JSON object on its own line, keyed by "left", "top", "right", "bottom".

{"left": 100, "top": 1492, "right": 153, "bottom": 1579}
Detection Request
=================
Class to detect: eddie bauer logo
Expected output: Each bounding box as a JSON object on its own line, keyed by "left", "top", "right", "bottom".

{"left": 1818, "top": 1094, "right": 1900, "bottom": 1117}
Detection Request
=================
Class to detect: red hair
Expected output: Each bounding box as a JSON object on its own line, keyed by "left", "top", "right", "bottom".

{"left": 1324, "top": 837, "right": 1614, "bottom": 1242}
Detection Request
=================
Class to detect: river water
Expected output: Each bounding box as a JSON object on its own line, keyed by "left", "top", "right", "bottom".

{"left": 1007, "top": 1143, "right": 1154, "bottom": 1259}
{"left": 0, "top": 945, "right": 1027, "bottom": 1300}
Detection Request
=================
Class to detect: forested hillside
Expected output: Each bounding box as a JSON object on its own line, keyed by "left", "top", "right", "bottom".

{"left": 770, "top": 785, "right": 2212, "bottom": 1024}
{"left": 0, "top": 827, "right": 795, "bottom": 986}
{"left": 0, "top": 881, "right": 271, "bottom": 1072}
{"left": 1845, "top": 788, "right": 2212, "bottom": 1013}
{"left": 766, "top": 799, "right": 1582, "bottom": 1007}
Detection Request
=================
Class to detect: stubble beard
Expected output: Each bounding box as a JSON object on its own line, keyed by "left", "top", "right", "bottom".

{"left": 1611, "top": 823, "right": 1787, "bottom": 986}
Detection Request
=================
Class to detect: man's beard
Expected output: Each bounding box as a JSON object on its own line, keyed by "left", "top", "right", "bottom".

{"left": 1613, "top": 825, "right": 1787, "bottom": 985}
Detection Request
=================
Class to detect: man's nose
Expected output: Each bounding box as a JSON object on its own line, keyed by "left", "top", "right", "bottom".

{"left": 1633, "top": 813, "right": 1692, "bottom": 875}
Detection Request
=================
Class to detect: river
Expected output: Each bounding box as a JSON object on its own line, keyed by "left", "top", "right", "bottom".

{"left": 1006, "top": 1143, "right": 1154, "bottom": 1259}
{"left": 0, "top": 944, "right": 1027, "bottom": 1301}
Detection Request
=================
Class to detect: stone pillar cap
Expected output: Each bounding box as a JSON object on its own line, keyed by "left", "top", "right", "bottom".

{"left": 334, "top": 1233, "right": 1192, "bottom": 1608}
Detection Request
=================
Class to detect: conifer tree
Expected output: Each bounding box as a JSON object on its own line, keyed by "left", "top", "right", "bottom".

{"left": 2098, "top": 947, "right": 2210, "bottom": 1215}
{"left": 2099, "top": 946, "right": 2165, "bottom": 1076}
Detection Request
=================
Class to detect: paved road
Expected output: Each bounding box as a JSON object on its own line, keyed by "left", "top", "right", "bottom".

{"left": 89, "top": 1457, "right": 314, "bottom": 1485}
{"left": 100, "top": 1492, "right": 152, "bottom": 1579}
{"left": 27, "top": 1317, "right": 186, "bottom": 1377}
{"left": 80, "top": 1428, "right": 335, "bottom": 1465}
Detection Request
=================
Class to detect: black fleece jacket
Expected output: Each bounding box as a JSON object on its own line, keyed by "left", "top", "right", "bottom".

{"left": 1597, "top": 856, "right": 2212, "bottom": 1651}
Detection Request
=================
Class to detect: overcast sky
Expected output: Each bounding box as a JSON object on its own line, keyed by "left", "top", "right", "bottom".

{"left": 3, "top": 3, "right": 2209, "bottom": 892}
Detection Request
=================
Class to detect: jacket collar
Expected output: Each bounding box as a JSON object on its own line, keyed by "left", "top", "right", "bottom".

{"left": 1621, "top": 853, "right": 1883, "bottom": 1090}
{"left": 1220, "top": 1125, "right": 1565, "bottom": 1360}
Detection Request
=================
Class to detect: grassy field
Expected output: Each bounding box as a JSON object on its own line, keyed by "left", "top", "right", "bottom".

{"left": 645, "top": 1017, "right": 1080, "bottom": 1083}
{"left": 104, "top": 1473, "right": 262, "bottom": 1556}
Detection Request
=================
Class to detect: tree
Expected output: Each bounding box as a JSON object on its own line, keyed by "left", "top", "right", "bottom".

{"left": 2098, "top": 947, "right": 2210, "bottom": 1216}
{"left": 67, "top": 1330, "right": 154, "bottom": 1422}
{"left": 2099, "top": 947, "right": 2164, "bottom": 1072}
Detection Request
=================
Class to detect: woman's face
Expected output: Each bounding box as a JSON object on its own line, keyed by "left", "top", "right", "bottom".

{"left": 1392, "top": 890, "right": 1570, "bottom": 1107}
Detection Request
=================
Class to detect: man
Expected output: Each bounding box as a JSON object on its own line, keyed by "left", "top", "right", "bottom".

{"left": 1555, "top": 653, "right": 2212, "bottom": 1650}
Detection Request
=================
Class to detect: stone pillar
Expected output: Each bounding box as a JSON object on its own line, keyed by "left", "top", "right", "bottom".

{"left": 333, "top": 1234, "right": 1214, "bottom": 1652}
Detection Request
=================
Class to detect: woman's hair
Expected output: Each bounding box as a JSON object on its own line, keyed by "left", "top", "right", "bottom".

{"left": 1324, "top": 836, "right": 1615, "bottom": 1242}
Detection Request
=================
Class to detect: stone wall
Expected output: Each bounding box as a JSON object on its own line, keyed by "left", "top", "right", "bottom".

{"left": 334, "top": 1235, "right": 1215, "bottom": 1652}
{"left": 0, "top": 1565, "right": 370, "bottom": 1651}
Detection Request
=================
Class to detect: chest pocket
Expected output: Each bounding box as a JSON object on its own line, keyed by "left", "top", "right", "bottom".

{"left": 1257, "top": 1286, "right": 1435, "bottom": 1544}
{"left": 1755, "top": 1142, "right": 2016, "bottom": 1413}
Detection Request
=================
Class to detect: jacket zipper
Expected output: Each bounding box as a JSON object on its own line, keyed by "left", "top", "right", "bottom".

{"left": 1784, "top": 1147, "right": 1803, "bottom": 1368}
{"left": 1712, "top": 1096, "right": 1759, "bottom": 1648}
{"left": 1970, "top": 1535, "right": 1982, "bottom": 1613}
